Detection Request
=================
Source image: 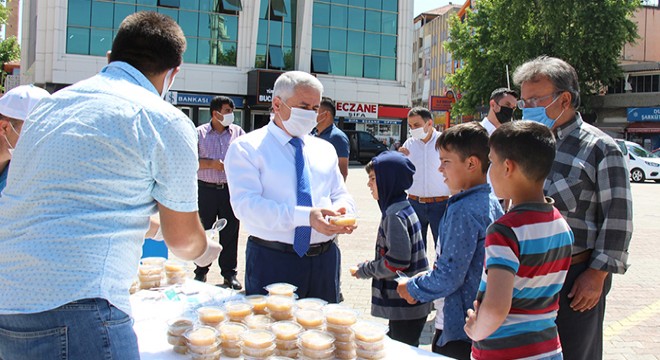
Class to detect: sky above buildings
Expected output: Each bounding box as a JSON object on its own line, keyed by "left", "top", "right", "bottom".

{"left": 414, "top": 0, "right": 455, "bottom": 17}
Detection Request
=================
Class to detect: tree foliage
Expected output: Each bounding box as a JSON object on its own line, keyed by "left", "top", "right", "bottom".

{"left": 445, "top": 0, "right": 641, "bottom": 115}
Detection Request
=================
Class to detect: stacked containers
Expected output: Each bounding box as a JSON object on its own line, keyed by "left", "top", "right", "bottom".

{"left": 266, "top": 295, "right": 295, "bottom": 321}
{"left": 137, "top": 257, "right": 165, "bottom": 289}
{"left": 166, "top": 317, "right": 194, "bottom": 354}
{"left": 294, "top": 308, "right": 325, "bottom": 330}
{"left": 217, "top": 321, "right": 248, "bottom": 358}
{"left": 324, "top": 304, "right": 359, "bottom": 359}
{"left": 270, "top": 321, "right": 303, "bottom": 358}
{"left": 243, "top": 314, "right": 274, "bottom": 330}
{"left": 298, "top": 329, "right": 336, "bottom": 360}
{"left": 240, "top": 329, "right": 277, "bottom": 359}
{"left": 164, "top": 259, "right": 189, "bottom": 285}
{"left": 183, "top": 326, "right": 221, "bottom": 360}
{"left": 352, "top": 321, "right": 389, "bottom": 360}
{"left": 245, "top": 294, "right": 268, "bottom": 315}
{"left": 197, "top": 306, "right": 227, "bottom": 328}
{"left": 225, "top": 300, "right": 253, "bottom": 323}
{"left": 265, "top": 283, "right": 297, "bottom": 297}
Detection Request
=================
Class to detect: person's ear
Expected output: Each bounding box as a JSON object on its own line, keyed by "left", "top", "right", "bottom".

{"left": 0, "top": 120, "right": 7, "bottom": 136}
{"left": 560, "top": 91, "right": 571, "bottom": 109}
{"left": 172, "top": 66, "right": 181, "bottom": 77}
{"left": 467, "top": 156, "right": 478, "bottom": 171}
{"left": 503, "top": 158, "right": 514, "bottom": 177}
{"left": 489, "top": 99, "right": 498, "bottom": 111}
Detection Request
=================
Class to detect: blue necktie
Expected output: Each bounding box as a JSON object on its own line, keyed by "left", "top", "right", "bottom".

{"left": 289, "top": 137, "right": 312, "bottom": 257}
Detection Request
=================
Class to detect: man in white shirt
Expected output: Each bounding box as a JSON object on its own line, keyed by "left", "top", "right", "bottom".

{"left": 399, "top": 107, "right": 450, "bottom": 251}
{"left": 480, "top": 88, "right": 518, "bottom": 135}
{"left": 224, "top": 71, "right": 356, "bottom": 303}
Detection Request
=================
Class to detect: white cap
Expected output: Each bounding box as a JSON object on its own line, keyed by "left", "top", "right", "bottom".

{"left": 0, "top": 85, "right": 50, "bottom": 121}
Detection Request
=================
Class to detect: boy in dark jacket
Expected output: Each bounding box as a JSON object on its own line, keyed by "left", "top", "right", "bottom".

{"left": 352, "top": 151, "right": 432, "bottom": 346}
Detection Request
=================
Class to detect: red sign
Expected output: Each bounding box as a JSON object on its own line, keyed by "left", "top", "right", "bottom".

{"left": 430, "top": 96, "right": 454, "bottom": 111}
{"left": 335, "top": 102, "right": 378, "bottom": 119}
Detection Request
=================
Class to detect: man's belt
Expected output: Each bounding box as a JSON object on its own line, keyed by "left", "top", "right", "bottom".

{"left": 198, "top": 180, "right": 227, "bottom": 189}
{"left": 249, "top": 236, "right": 335, "bottom": 257}
{"left": 408, "top": 195, "right": 449, "bottom": 204}
{"left": 571, "top": 250, "right": 592, "bottom": 265}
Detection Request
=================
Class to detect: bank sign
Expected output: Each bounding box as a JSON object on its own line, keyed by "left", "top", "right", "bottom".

{"left": 335, "top": 102, "right": 378, "bottom": 119}
{"left": 627, "top": 107, "right": 660, "bottom": 122}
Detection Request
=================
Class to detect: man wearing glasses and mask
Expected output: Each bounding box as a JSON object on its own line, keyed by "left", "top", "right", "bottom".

{"left": 513, "top": 56, "right": 632, "bottom": 360}
{"left": 480, "top": 88, "right": 518, "bottom": 136}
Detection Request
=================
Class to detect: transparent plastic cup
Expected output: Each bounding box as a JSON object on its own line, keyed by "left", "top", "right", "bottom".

{"left": 274, "top": 349, "right": 299, "bottom": 358}
{"left": 218, "top": 322, "right": 248, "bottom": 342}
{"left": 243, "top": 314, "right": 274, "bottom": 330}
{"left": 245, "top": 294, "right": 268, "bottom": 314}
{"left": 183, "top": 326, "right": 220, "bottom": 354}
{"left": 240, "top": 329, "right": 276, "bottom": 349}
{"left": 298, "top": 329, "right": 335, "bottom": 351}
{"left": 166, "top": 317, "right": 194, "bottom": 336}
{"left": 265, "top": 283, "right": 298, "bottom": 297}
{"left": 225, "top": 301, "right": 253, "bottom": 322}
{"left": 323, "top": 304, "right": 358, "bottom": 326}
{"left": 197, "top": 306, "right": 227, "bottom": 326}
{"left": 294, "top": 309, "right": 325, "bottom": 330}
{"left": 351, "top": 321, "right": 388, "bottom": 343}
{"left": 270, "top": 321, "right": 303, "bottom": 341}
{"left": 295, "top": 298, "right": 328, "bottom": 311}
{"left": 335, "top": 347, "right": 358, "bottom": 360}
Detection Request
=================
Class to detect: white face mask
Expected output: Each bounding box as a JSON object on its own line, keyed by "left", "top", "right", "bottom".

{"left": 410, "top": 126, "right": 428, "bottom": 140}
{"left": 280, "top": 100, "right": 318, "bottom": 137}
{"left": 220, "top": 112, "right": 234, "bottom": 127}
{"left": 3, "top": 121, "right": 19, "bottom": 158}
{"left": 160, "top": 69, "right": 176, "bottom": 99}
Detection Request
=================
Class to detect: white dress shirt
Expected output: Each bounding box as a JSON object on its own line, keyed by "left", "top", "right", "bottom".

{"left": 480, "top": 117, "right": 497, "bottom": 136}
{"left": 225, "top": 121, "right": 356, "bottom": 245}
{"left": 401, "top": 130, "right": 450, "bottom": 198}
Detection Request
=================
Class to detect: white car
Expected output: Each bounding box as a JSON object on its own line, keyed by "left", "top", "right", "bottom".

{"left": 625, "top": 140, "right": 660, "bottom": 183}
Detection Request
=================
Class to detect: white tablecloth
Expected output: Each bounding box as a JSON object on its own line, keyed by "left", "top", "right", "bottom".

{"left": 131, "top": 281, "right": 451, "bottom": 359}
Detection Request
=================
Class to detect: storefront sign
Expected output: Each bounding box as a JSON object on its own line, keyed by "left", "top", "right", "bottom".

{"left": 247, "top": 70, "right": 284, "bottom": 105}
{"left": 343, "top": 118, "right": 401, "bottom": 125}
{"left": 336, "top": 102, "right": 378, "bottom": 119}
{"left": 430, "top": 96, "right": 454, "bottom": 112}
{"left": 166, "top": 91, "right": 244, "bottom": 108}
{"left": 627, "top": 107, "right": 660, "bottom": 122}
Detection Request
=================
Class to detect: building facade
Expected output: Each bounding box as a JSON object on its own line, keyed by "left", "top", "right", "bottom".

{"left": 20, "top": 0, "right": 413, "bottom": 145}
{"left": 411, "top": 3, "right": 461, "bottom": 129}
{"left": 593, "top": 3, "right": 660, "bottom": 150}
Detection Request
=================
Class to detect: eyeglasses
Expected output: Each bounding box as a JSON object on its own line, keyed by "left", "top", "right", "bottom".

{"left": 516, "top": 91, "right": 562, "bottom": 109}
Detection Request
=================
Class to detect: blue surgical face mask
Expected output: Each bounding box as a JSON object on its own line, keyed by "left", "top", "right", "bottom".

{"left": 522, "top": 95, "right": 565, "bottom": 129}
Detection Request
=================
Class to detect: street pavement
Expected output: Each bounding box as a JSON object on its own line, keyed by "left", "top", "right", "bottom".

{"left": 203, "top": 165, "right": 660, "bottom": 359}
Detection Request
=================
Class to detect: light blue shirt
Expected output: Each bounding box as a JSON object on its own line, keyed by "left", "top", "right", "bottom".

{"left": 225, "top": 121, "right": 356, "bottom": 244}
{"left": 0, "top": 62, "right": 199, "bottom": 315}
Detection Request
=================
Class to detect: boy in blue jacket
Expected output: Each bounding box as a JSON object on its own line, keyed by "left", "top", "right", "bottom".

{"left": 397, "top": 122, "right": 503, "bottom": 359}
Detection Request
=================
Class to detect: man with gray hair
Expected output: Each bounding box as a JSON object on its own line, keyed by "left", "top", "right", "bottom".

{"left": 225, "top": 71, "right": 356, "bottom": 303}
{"left": 513, "top": 56, "right": 632, "bottom": 360}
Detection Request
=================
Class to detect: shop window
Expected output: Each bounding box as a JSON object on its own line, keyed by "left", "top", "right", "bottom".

{"left": 216, "top": 0, "right": 243, "bottom": 14}
{"left": 269, "top": 46, "right": 285, "bottom": 69}
{"left": 311, "top": 51, "right": 331, "bottom": 74}
{"left": 158, "top": 0, "right": 180, "bottom": 8}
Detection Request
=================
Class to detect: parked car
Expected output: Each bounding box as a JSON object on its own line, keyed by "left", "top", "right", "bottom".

{"left": 625, "top": 140, "right": 660, "bottom": 183}
{"left": 344, "top": 130, "right": 388, "bottom": 165}
{"left": 614, "top": 139, "right": 631, "bottom": 173}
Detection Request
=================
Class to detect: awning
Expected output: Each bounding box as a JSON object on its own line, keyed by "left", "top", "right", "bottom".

{"left": 626, "top": 122, "right": 660, "bottom": 134}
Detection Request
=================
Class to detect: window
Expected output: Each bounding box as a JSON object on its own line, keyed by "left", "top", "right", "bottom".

{"left": 269, "top": 46, "right": 285, "bottom": 69}
{"left": 67, "top": 0, "right": 240, "bottom": 66}
{"left": 158, "top": 0, "right": 180, "bottom": 8}
{"left": 311, "top": 51, "right": 331, "bottom": 74}
{"left": 255, "top": 0, "right": 297, "bottom": 70}
{"left": 311, "top": 0, "right": 398, "bottom": 79}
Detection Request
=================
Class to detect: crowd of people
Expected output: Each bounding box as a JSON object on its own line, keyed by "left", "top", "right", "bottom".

{"left": 0, "top": 11, "right": 633, "bottom": 360}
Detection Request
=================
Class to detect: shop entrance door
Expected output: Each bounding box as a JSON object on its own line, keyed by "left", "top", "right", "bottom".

{"left": 251, "top": 110, "right": 271, "bottom": 131}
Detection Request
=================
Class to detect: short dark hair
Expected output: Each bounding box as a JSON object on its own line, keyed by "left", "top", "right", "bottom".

{"left": 320, "top": 97, "right": 336, "bottom": 118}
{"left": 210, "top": 96, "right": 235, "bottom": 112}
{"left": 490, "top": 88, "right": 518, "bottom": 103}
{"left": 489, "top": 121, "right": 556, "bottom": 182}
{"left": 435, "top": 122, "right": 490, "bottom": 173}
{"left": 109, "top": 12, "right": 186, "bottom": 76}
{"left": 365, "top": 160, "right": 375, "bottom": 174}
{"left": 408, "top": 107, "right": 433, "bottom": 121}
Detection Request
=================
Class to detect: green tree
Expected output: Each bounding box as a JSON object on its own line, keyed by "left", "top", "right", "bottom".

{"left": 0, "top": 2, "right": 21, "bottom": 92}
{"left": 445, "top": 0, "right": 641, "bottom": 115}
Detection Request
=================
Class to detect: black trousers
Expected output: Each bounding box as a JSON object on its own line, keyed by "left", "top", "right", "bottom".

{"left": 194, "top": 184, "right": 239, "bottom": 279}
{"left": 387, "top": 317, "right": 428, "bottom": 347}
{"left": 556, "top": 261, "right": 612, "bottom": 360}
{"left": 432, "top": 329, "right": 472, "bottom": 360}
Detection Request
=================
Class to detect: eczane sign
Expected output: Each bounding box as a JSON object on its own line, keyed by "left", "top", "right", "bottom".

{"left": 336, "top": 102, "right": 378, "bottom": 119}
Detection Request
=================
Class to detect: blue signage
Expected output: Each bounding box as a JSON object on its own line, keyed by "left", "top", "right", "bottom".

{"left": 627, "top": 107, "right": 660, "bottom": 122}
{"left": 166, "top": 91, "right": 244, "bottom": 108}
{"left": 343, "top": 118, "right": 402, "bottom": 125}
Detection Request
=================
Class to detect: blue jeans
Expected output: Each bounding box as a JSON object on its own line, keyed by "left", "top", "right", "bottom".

{"left": 409, "top": 198, "right": 448, "bottom": 251}
{"left": 0, "top": 298, "right": 139, "bottom": 360}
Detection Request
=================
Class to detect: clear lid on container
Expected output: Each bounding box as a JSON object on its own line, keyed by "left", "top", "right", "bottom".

{"left": 264, "top": 282, "right": 298, "bottom": 296}
{"left": 323, "top": 304, "right": 359, "bottom": 325}
{"left": 183, "top": 325, "right": 220, "bottom": 347}
{"left": 239, "top": 329, "right": 276, "bottom": 348}
{"left": 351, "top": 320, "right": 389, "bottom": 342}
{"left": 295, "top": 298, "right": 328, "bottom": 310}
{"left": 270, "top": 320, "right": 303, "bottom": 339}
{"left": 297, "top": 329, "right": 335, "bottom": 350}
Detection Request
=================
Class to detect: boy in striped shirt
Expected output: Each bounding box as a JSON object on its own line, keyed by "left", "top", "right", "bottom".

{"left": 465, "top": 121, "right": 573, "bottom": 360}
